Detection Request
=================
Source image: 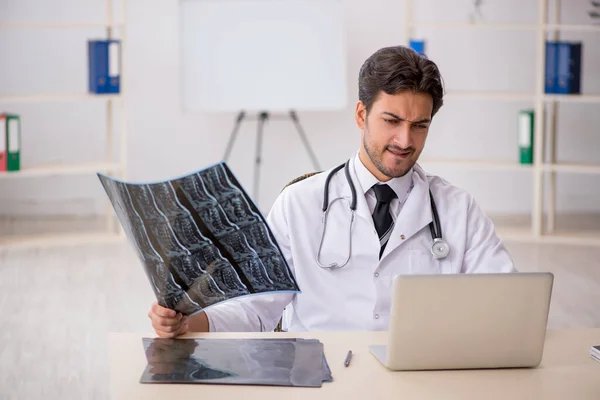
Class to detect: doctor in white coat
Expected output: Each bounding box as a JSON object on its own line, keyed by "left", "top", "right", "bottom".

{"left": 149, "top": 45, "right": 517, "bottom": 337}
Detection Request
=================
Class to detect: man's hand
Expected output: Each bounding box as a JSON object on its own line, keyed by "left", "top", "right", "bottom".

{"left": 148, "top": 302, "right": 189, "bottom": 338}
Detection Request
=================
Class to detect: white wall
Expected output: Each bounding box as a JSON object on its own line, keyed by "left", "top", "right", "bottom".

{"left": 0, "top": 0, "right": 599, "bottom": 218}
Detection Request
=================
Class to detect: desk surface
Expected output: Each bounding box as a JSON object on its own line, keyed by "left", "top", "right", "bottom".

{"left": 109, "top": 329, "right": 600, "bottom": 400}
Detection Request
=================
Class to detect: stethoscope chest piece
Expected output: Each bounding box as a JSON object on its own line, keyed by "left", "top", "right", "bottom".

{"left": 431, "top": 238, "right": 450, "bottom": 260}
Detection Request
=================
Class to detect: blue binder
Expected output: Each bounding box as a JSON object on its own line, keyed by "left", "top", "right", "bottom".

{"left": 545, "top": 41, "right": 558, "bottom": 93}
{"left": 409, "top": 39, "right": 426, "bottom": 56}
{"left": 88, "top": 40, "right": 121, "bottom": 94}
{"left": 556, "top": 42, "right": 582, "bottom": 94}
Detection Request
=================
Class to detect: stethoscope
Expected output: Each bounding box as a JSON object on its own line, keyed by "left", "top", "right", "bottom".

{"left": 315, "top": 160, "right": 450, "bottom": 269}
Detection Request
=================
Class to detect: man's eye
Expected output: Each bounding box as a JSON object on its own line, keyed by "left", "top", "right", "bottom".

{"left": 415, "top": 124, "right": 428, "bottom": 130}
{"left": 384, "top": 119, "right": 398, "bottom": 124}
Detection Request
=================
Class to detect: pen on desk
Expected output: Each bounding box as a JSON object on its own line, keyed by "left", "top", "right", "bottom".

{"left": 344, "top": 350, "right": 353, "bottom": 367}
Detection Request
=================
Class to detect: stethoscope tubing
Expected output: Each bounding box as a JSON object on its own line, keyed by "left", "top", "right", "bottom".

{"left": 316, "top": 159, "right": 448, "bottom": 269}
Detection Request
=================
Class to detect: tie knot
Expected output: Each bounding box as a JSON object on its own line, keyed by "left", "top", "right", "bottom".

{"left": 372, "top": 184, "right": 397, "bottom": 203}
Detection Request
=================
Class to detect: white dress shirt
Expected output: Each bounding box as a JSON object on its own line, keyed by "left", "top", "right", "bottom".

{"left": 355, "top": 155, "right": 414, "bottom": 222}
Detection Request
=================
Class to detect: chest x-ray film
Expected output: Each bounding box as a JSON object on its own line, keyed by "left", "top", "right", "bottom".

{"left": 98, "top": 162, "right": 300, "bottom": 316}
{"left": 140, "top": 337, "right": 332, "bottom": 387}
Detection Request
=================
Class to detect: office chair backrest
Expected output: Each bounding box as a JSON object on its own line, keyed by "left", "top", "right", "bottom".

{"left": 283, "top": 172, "right": 321, "bottom": 189}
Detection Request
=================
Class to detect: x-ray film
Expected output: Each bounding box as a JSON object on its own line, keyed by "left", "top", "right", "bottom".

{"left": 140, "top": 337, "right": 331, "bottom": 387}
{"left": 98, "top": 162, "right": 300, "bottom": 315}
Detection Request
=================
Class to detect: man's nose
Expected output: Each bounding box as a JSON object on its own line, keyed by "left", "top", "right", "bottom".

{"left": 393, "top": 122, "right": 413, "bottom": 149}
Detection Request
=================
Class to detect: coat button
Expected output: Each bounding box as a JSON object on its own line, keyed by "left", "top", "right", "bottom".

{"left": 400, "top": 234, "right": 406, "bottom": 240}
{"left": 374, "top": 314, "right": 380, "bottom": 319}
{"left": 374, "top": 272, "right": 379, "bottom": 278}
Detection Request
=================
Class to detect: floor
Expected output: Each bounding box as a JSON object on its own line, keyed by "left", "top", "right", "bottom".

{"left": 0, "top": 219, "right": 599, "bottom": 399}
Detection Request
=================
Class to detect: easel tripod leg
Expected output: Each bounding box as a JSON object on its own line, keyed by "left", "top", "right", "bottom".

{"left": 254, "top": 112, "right": 269, "bottom": 202}
{"left": 289, "top": 110, "right": 321, "bottom": 171}
{"left": 223, "top": 111, "right": 245, "bottom": 161}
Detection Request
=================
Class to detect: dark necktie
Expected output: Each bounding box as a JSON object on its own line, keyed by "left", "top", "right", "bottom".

{"left": 372, "top": 184, "right": 397, "bottom": 258}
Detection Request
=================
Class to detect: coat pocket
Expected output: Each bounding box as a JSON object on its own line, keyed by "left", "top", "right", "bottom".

{"left": 408, "top": 249, "right": 442, "bottom": 274}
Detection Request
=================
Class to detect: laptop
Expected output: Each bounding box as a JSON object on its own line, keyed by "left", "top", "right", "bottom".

{"left": 370, "top": 272, "right": 554, "bottom": 371}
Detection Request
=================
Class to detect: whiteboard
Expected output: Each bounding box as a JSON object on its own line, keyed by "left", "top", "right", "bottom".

{"left": 180, "top": 0, "right": 348, "bottom": 113}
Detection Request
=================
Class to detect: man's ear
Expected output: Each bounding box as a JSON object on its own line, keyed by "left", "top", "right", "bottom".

{"left": 355, "top": 101, "right": 367, "bottom": 130}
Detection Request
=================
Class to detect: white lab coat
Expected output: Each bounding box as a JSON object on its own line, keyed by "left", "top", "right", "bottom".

{"left": 204, "top": 155, "right": 516, "bottom": 332}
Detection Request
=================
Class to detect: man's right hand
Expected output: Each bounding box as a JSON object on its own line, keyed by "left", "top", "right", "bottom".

{"left": 148, "top": 302, "right": 189, "bottom": 338}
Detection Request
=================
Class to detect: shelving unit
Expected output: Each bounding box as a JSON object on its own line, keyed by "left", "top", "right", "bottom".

{"left": 419, "top": 158, "right": 533, "bottom": 172}
{"left": 0, "top": 22, "right": 125, "bottom": 29}
{"left": 0, "top": 162, "right": 121, "bottom": 179}
{"left": 0, "top": 0, "right": 128, "bottom": 248}
{"left": 0, "top": 93, "right": 123, "bottom": 102}
{"left": 405, "top": 0, "right": 600, "bottom": 246}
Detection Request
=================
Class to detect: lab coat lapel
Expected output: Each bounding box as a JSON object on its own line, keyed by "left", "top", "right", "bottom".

{"left": 381, "top": 164, "right": 433, "bottom": 260}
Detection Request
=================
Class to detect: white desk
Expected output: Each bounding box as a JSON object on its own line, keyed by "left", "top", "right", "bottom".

{"left": 109, "top": 329, "right": 600, "bottom": 399}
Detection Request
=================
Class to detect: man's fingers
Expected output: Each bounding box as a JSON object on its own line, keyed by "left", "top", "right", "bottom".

{"left": 152, "top": 315, "right": 181, "bottom": 326}
{"left": 154, "top": 328, "right": 179, "bottom": 339}
{"left": 152, "top": 314, "right": 183, "bottom": 327}
{"left": 151, "top": 302, "right": 177, "bottom": 318}
{"left": 149, "top": 302, "right": 189, "bottom": 338}
{"left": 152, "top": 318, "right": 180, "bottom": 333}
{"left": 153, "top": 317, "right": 189, "bottom": 338}
{"left": 180, "top": 316, "right": 189, "bottom": 329}
{"left": 179, "top": 318, "right": 190, "bottom": 336}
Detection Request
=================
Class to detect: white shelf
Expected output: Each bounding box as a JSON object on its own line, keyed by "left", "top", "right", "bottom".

{"left": 419, "top": 159, "right": 532, "bottom": 171}
{"left": 497, "top": 228, "right": 600, "bottom": 246}
{"left": 420, "top": 160, "right": 600, "bottom": 175}
{"left": 0, "top": 162, "right": 123, "bottom": 179}
{"left": 544, "top": 163, "right": 600, "bottom": 175}
{"left": 445, "top": 91, "right": 535, "bottom": 101}
{"left": 0, "top": 93, "right": 121, "bottom": 103}
{"left": 443, "top": 92, "right": 600, "bottom": 103}
{"left": 496, "top": 226, "right": 537, "bottom": 241}
{"left": 502, "top": 230, "right": 600, "bottom": 246}
{"left": 544, "top": 94, "right": 600, "bottom": 103}
{"left": 408, "top": 22, "right": 600, "bottom": 33}
{"left": 0, "top": 21, "right": 124, "bottom": 29}
{"left": 540, "top": 231, "right": 600, "bottom": 246}
{"left": 545, "top": 24, "right": 600, "bottom": 32}
{"left": 0, "top": 231, "right": 124, "bottom": 249}
{"left": 409, "top": 22, "right": 538, "bottom": 31}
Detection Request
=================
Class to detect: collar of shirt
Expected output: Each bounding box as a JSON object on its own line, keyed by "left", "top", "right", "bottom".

{"left": 353, "top": 152, "right": 414, "bottom": 219}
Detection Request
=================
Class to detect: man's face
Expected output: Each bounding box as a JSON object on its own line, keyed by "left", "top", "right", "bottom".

{"left": 355, "top": 90, "right": 433, "bottom": 181}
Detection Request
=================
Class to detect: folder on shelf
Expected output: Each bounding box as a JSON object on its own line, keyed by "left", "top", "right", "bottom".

{"left": 545, "top": 41, "right": 558, "bottom": 93}
{"left": 0, "top": 113, "right": 21, "bottom": 171}
{"left": 556, "top": 41, "right": 582, "bottom": 95}
{"left": 518, "top": 110, "right": 534, "bottom": 165}
{"left": 409, "top": 39, "right": 426, "bottom": 56}
{"left": 0, "top": 114, "right": 6, "bottom": 172}
{"left": 5, "top": 114, "right": 21, "bottom": 171}
{"left": 88, "top": 39, "right": 121, "bottom": 94}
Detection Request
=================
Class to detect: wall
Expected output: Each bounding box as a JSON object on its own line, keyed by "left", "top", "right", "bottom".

{"left": 0, "top": 0, "right": 599, "bottom": 219}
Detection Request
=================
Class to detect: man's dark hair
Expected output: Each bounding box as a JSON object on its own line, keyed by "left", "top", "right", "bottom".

{"left": 358, "top": 45, "right": 445, "bottom": 117}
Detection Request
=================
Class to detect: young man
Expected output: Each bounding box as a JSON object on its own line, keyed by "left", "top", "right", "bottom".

{"left": 148, "top": 45, "right": 516, "bottom": 337}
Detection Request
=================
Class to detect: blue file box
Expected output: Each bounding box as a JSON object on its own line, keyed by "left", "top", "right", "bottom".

{"left": 409, "top": 39, "right": 426, "bottom": 56}
{"left": 545, "top": 41, "right": 558, "bottom": 93}
{"left": 556, "top": 42, "right": 582, "bottom": 95}
{"left": 88, "top": 40, "right": 121, "bottom": 94}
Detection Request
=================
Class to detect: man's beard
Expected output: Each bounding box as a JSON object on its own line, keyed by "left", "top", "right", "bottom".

{"left": 363, "top": 130, "right": 415, "bottom": 179}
